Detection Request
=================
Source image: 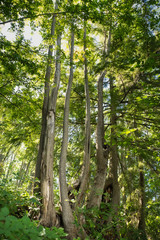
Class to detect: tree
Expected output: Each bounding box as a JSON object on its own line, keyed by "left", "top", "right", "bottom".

{"left": 59, "top": 19, "right": 77, "bottom": 239}
{"left": 34, "top": 2, "right": 58, "bottom": 195}
{"left": 0, "top": 0, "right": 160, "bottom": 239}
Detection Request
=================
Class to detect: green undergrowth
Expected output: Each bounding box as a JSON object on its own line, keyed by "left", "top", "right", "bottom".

{"left": 0, "top": 178, "right": 40, "bottom": 218}
{"left": 0, "top": 178, "right": 67, "bottom": 240}
{"left": 0, "top": 207, "right": 67, "bottom": 240}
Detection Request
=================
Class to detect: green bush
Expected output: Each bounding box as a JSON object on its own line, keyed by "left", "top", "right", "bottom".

{"left": 0, "top": 179, "right": 67, "bottom": 239}
{"left": 0, "top": 178, "right": 40, "bottom": 218}
{"left": 77, "top": 203, "right": 120, "bottom": 240}
{"left": 0, "top": 207, "right": 67, "bottom": 240}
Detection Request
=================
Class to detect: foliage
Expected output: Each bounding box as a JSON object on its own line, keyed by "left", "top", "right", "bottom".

{"left": 75, "top": 203, "right": 120, "bottom": 240}
{"left": 0, "top": 178, "right": 40, "bottom": 218}
{"left": 0, "top": 179, "right": 67, "bottom": 239}
{"left": 0, "top": 0, "right": 160, "bottom": 239}
{"left": 0, "top": 207, "right": 67, "bottom": 240}
{"left": 146, "top": 200, "right": 160, "bottom": 240}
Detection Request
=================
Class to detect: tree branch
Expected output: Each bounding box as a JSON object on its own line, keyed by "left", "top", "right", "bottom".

{"left": 0, "top": 12, "right": 67, "bottom": 25}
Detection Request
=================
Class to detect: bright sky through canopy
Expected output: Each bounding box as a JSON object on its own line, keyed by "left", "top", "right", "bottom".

{"left": 1, "top": 23, "right": 42, "bottom": 46}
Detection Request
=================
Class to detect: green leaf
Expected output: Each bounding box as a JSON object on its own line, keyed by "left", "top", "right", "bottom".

{"left": 0, "top": 207, "right": 9, "bottom": 218}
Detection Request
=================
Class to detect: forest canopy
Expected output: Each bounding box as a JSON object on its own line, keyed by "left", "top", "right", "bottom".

{"left": 0, "top": 0, "right": 160, "bottom": 239}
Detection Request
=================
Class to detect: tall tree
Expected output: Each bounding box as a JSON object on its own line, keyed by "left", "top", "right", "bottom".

{"left": 59, "top": 20, "right": 77, "bottom": 239}
{"left": 87, "top": 28, "right": 111, "bottom": 209}
{"left": 39, "top": 0, "right": 61, "bottom": 226}
{"left": 76, "top": 18, "right": 91, "bottom": 207}
{"left": 0, "top": 0, "right": 160, "bottom": 239}
{"left": 107, "top": 77, "right": 120, "bottom": 235}
{"left": 40, "top": 29, "right": 61, "bottom": 226}
{"left": 34, "top": 1, "right": 58, "bottom": 194}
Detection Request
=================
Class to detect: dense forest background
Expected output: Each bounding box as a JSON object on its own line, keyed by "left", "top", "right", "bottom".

{"left": 0, "top": 0, "right": 160, "bottom": 239}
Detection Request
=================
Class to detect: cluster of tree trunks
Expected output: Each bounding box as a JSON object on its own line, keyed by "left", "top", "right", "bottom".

{"left": 33, "top": 1, "right": 148, "bottom": 239}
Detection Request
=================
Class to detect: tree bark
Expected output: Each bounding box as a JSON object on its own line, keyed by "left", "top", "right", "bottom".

{"left": 138, "top": 168, "right": 147, "bottom": 240}
{"left": 40, "top": 29, "right": 61, "bottom": 227}
{"left": 134, "top": 121, "right": 147, "bottom": 239}
{"left": 87, "top": 29, "right": 111, "bottom": 209}
{"left": 18, "top": 160, "right": 31, "bottom": 186}
{"left": 87, "top": 70, "right": 108, "bottom": 209}
{"left": 59, "top": 24, "right": 77, "bottom": 239}
{"left": 108, "top": 77, "right": 120, "bottom": 222}
{"left": 76, "top": 20, "right": 91, "bottom": 207}
{"left": 34, "top": 1, "right": 58, "bottom": 195}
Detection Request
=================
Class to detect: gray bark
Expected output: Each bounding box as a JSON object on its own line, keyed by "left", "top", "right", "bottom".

{"left": 40, "top": 30, "right": 61, "bottom": 227}
{"left": 5, "top": 152, "right": 16, "bottom": 179}
{"left": 34, "top": 0, "right": 58, "bottom": 194}
{"left": 59, "top": 25, "right": 77, "bottom": 239}
{"left": 87, "top": 29, "right": 111, "bottom": 209}
{"left": 76, "top": 20, "right": 91, "bottom": 207}
{"left": 18, "top": 160, "right": 31, "bottom": 186}
{"left": 87, "top": 70, "right": 108, "bottom": 209}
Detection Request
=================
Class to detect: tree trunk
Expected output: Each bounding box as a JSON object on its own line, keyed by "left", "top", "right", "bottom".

{"left": 59, "top": 25, "right": 77, "bottom": 239}
{"left": 138, "top": 168, "right": 147, "bottom": 240}
{"left": 18, "top": 160, "right": 31, "bottom": 186}
{"left": 87, "top": 30, "right": 111, "bottom": 209}
{"left": 87, "top": 70, "right": 108, "bottom": 209}
{"left": 5, "top": 151, "right": 16, "bottom": 179}
{"left": 76, "top": 20, "right": 91, "bottom": 207}
{"left": 34, "top": 1, "right": 58, "bottom": 194}
{"left": 40, "top": 30, "right": 61, "bottom": 228}
{"left": 134, "top": 120, "right": 147, "bottom": 239}
{"left": 108, "top": 77, "right": 120, "bottom": 222}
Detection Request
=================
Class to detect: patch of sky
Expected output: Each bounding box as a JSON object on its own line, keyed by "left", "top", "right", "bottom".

{"left": 1, "top": 22, "right": 42, "bottom": 47}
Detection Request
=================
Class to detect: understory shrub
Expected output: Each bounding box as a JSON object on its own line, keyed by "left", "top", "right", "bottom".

{"left": 0, "top": 207, "right": 67, "bottom": 240}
